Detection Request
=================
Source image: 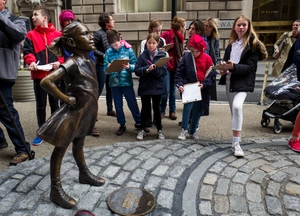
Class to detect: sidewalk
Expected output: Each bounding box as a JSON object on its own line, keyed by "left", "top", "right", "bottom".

{"left": 0, "top": 98, "right": 299, "bottom": 215}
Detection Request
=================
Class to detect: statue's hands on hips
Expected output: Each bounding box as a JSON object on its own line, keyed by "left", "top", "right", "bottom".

{"left": 67, "top": 96, "right": 76, "bottom": 107}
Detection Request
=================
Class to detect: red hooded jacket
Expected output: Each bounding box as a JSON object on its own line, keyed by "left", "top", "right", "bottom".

{"left": 23, "top": 23, "right": 63, "bottom": 80}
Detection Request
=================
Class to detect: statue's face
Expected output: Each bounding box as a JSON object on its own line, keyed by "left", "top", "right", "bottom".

{"left": 74, "top": 24, "right": 95, "bottom": 51}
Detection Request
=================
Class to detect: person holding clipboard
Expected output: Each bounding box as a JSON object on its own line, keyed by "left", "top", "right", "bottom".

{"left": 175, "top": 34, "right": 217, "bottom": 140}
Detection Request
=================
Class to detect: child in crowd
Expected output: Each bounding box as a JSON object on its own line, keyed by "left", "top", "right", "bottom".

{"left": 23, "top": 5, "right": 63, "bottom": 146}
{"left": 140, "top": 19, "right": 167, "bottom": 127}
{"left": 175, "top": 34, "right": 217, "bottom": 140}
{"left": 218, "top": 15, "right": 267, "bottom": 157}
{"left": 104, "top": 29, "right": 141, "bottom": 136}
{"left": 135, "top": 33, "right": 168, "bottom": 140}
{"left": 37, "top": 21, "right": 105, "bottom": 209}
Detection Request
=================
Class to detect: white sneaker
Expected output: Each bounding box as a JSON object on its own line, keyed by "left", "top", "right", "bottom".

{"left": 232, "top": 142, "right": 244, "bottom": 157}
{"left": 178, "top": 129, "right": 188, "bottom": 140}
{"left": 190, "top": 133, "right": 199, "bottom": 140}
{"left": 157, "top": 130, "right": 165, "bottom": 140}
{"left": 137, "top": 130, "right": 146, "bottom": 140}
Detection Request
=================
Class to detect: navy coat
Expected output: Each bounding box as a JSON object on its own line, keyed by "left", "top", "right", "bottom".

{"left": 135, "top": 49, "right": 167, "bottom": 96}
{"left": 175, "top": 52, "right": 218, "bottom": 116}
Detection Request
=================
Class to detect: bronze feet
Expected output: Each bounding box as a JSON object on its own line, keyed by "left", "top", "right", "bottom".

{"left": 50, "top": 185, "right": 77, "bottom": 209}
{"left": 79, "top": 166, "right": 105, "bottom": 186}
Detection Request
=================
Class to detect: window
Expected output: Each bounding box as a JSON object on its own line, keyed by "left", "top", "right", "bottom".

{"left": 118, "top": 0, "right": 182, "bottom": 13}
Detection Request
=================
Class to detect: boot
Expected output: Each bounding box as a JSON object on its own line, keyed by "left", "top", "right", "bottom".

{"left": 79, "top": 165, "right": 105, "bottom": 186}
{"left": 50, "top": 177, "right": 77, "bottom": 209}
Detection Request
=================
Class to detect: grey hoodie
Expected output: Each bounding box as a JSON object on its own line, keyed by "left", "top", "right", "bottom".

{"left": 0, "top": 8, "right": 26, "bottom": 82}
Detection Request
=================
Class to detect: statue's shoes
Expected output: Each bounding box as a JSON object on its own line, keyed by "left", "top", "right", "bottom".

{"left": 50, "top": 185, "right": 77, "bottom": 209}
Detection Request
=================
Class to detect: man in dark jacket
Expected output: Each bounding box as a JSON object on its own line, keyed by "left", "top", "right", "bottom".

{"left": 94, "top": 13, "right": 116, "bottom": 117}
{"left": 0, "top": 0, "right": 32, "bottom": 165}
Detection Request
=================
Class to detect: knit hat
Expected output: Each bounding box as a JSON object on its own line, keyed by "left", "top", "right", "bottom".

{"left": 59, "top": 10, "right": 75, "bottom": 30}
{"left": 189, "top": 34, "right": 206, "bottom": 52}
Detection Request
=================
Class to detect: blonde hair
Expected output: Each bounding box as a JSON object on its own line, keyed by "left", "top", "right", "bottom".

{"left": 229, "top": 15, "right": 258, "bottom": 50}
{"left": 204, "top": 17, "right": 219, "bottom": 39}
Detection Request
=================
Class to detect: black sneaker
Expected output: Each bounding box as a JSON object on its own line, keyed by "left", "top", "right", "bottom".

{"left": 134, "top": 123, "right": 142, "bottom": 129}
{"left": 116, "top": 125, "right": 126, "bottom": 136}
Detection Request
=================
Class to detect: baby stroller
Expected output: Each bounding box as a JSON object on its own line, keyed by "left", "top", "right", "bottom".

{"left": 261, "top": 64, "right": 300, "bottom": 134}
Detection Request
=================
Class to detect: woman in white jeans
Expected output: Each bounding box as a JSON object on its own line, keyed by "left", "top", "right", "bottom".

{"left": 218, "top": 15, "right": 267, "bottom": 157}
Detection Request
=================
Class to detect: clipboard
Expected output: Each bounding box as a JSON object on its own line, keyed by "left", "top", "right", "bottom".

{"left": 37, "top": 64, "right": 53, "bottom": 71}
{"left": 161, "top": 43, "right": 173, "bottom": 52}
{"left": 212, "top": 64, "right": 224, "bottom": 70}
{"left": 106, "top": 59, "right": 130, "bottom": 73}
{"left": 155, "top": 57, "right": 172, "bottom": 68}
{"left": 182, "top": 82, "right": 202, "bottom": 104}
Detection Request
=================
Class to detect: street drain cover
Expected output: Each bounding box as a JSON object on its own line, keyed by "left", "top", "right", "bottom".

{"left": 107, "top": 187, "right": 156, "bottom": 215}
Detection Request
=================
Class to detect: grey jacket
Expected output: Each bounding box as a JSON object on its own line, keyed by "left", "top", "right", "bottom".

{"left": 0, "top": 9, "right": 26, "bottom": 82}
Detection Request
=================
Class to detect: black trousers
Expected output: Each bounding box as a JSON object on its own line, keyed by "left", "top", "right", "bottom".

{"left": 140, "top": 95, "right": 162, "bottom": 130}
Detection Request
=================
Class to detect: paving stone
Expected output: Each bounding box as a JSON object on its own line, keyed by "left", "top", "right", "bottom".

{"left": 122, "top": 159, "right": 142, "bottom": 171}
{"left": 32, "top": 204, "right": 56, "bottom": 216}
{"left": 130, "top": 168, "right": 147, "bottom": 182}
{"left": 144, "top": 175, "right": 163, "bottom": 191}
{"left": 260, "top": 164, "right": 276, "bottom": 173}
{"left": 216, "top": 178, "right": 230, "bottom": 195}
{"left": 97, "top": 155, "right": 114, "bottom": 166}
{"left": 135, "top": 150, "right": 154, "bottom": 160}
{"left": 267, "top": 181, "right": 281, "bottom": 197}
{"left": 285, "top": 183, "right": 300, "bottom": 195}
{"left": 269, "top": 170, "right": 288, "bottom": 182}
{"left": 16, "top": 175, "right": 43, "bottom": 193}
{"left": 173, "top": 148, "right": 192, "bottom": 157}
{"left": 209, "top": 161, "right": 227, "bottom": 173}
{"left": 230, "top": 159, "right": 247, "bottom": 168}
{"left": 203, "top": 173, "right": 218, "bottom": 185}
{"left": 77, "top": 191, "right": 102, "bottom": 210}
{"left": 247, "top": 159, "right": 268, "bottom": 168}
{"left": 229, "top": 196, "right": 247, "bottom": 212}
{"left": 232, "top": 172, "right": 249, "bottom": 184}
{"left": 265, "top": 196, "right": 282, "bottom": 215}
{"left": 110, "top": 171, "right": 130, "bottom": 185}
{"left": 169, "top": 166, "right": 186, "bottom": 178}
{"left": 250, "top": 169, "right": 266, "bottom": 184}
{"left": 229, "top": 183, "right": 244, "bottom": 196}
{"left": 109, "top": 147, "right": 126, "bottom": 157}
{"left": 246, "top": 183, "right": 262, "bottom": 202}
{"left": 151, "top": 165, "right": 169, "bottom": 176}
{"left": 102, "top": 165, "right": 120, "bottom": 178}
{"left": 290, "top": 174, "right": 300, "bottom": 184}
{"left": 162, "top": 155, "right": 180, "bottom": 166}
{"left": 112, "top": 153, "right": 132, "bottom": 166}
{"left": 239, "top": 164, "right": 253, "bottom": 174}
{"left": 199, "top": 185, "right": 213, "bottom": 200}
{"left": 270, "top": 160, "right": 293, "bottom": 168}
{"left": 17, "top": 189, "right": 44, "bottom": 210}
{"left": 0, "top": 179, "right": 20, "bottom": 198}
{"left": 153, "top": 149, "right": 173, "bottom": 159}
{"left": 127, "top": 146, "right": 147, "bottom": 155}
{"left": 221, "top": 167, "right": 238, "bottom": 178}
{"left": 0, "top": 192, "right": 24, "bottom": 213}
{"left": 214, "top": 195, "right": 229, "bottom": 213}
{"left": 161, "top": 177, "right": 177, "bottom": 190}
{"left": 157, "top": 190, "right": 174, "bottom": 209}
{"left": 199, "top": 200, "right": 212, "bottom": 215}
{"left": 141, "top": 157, "right": 161, "bottom": 170}
{"left": 248, "top": 202, "right": 267, "bottom": 216}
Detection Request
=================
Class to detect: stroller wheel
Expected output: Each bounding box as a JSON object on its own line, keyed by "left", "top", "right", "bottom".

{"left": 261, "top": 118, "right": 270, "bottom": 127}
{"left": 273, "top": 122, "right": 283, "bottom": 134}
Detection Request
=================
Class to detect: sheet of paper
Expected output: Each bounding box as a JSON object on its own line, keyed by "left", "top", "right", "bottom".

{"left": 182, "top": 82, "right": 202, "bottom": 104}
{"left": 106, "top": 59, "right": 130, "bottom": 73}
{"left": 161, "top": 43, "right": 173, "bottom": 52}
{"left": 212, "top": 65, "right": 224, "bottom": 70}
{"left": 155, "top": 57, "right": 172, "bottom": 68}
{"left": 37, "top": 64, "right": 53, "bottom": 71}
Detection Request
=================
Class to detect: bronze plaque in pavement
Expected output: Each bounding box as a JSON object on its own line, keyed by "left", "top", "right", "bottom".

{"left": 107, "top": 187, "right": 156, "bottom": 215}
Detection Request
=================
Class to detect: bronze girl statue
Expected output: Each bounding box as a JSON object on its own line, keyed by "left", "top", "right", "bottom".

{"left": 37, "top": 21, "right": 105, "bottom": 209}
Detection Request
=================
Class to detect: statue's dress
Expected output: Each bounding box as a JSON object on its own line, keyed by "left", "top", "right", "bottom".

{"left": 37, "top": 57, "right": 99, "bottom": 148}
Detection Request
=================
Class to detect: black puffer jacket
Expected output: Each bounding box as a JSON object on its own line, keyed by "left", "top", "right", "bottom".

{"left": 219, "top": 35, "right": 259, "bottom": 92}
{"left": 135, "top": 49, "right": 167, "bottom": 96}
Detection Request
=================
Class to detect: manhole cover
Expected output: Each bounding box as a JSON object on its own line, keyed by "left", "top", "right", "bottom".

{"left": 107, "top": 187, "right": 156, "bottom": 215}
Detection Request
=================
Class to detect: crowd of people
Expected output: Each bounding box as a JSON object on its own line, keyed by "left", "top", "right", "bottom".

{"left": 10, "top": 1, "right": 300, "bottom": 169}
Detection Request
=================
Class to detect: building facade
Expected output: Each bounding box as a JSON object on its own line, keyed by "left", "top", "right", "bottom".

{"left": 11, "top": 0, "right": 300, "bottom": 58}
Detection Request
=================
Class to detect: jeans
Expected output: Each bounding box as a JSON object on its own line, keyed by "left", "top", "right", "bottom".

{"left": 111, "top": 86, "right": 140, "bottom": 126}
{"left": 0, "top": 82, "right": 31, "bottom": 153}
{"left": 33, "top": 79, "right": 59, "bottom": 127}
{"left": 181, "top": 100, "right": 202, "bottom": 135}
{"left": 96, "top": 64, "right": 106, "bottom": 96}
{"left": 160, "top": 70, "right": 176, "bottom": 114}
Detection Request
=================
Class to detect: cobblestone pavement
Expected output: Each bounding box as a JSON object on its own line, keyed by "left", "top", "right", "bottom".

{"left": 0, "top": 137, "right": 299, "bottom": 216}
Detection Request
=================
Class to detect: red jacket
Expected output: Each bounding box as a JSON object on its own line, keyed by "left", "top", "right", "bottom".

{"left": 161, "top": 29, "right": 184, "bottom": 72}
{"left": 23, "top": 23, "right": 64, "bottom": 80}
